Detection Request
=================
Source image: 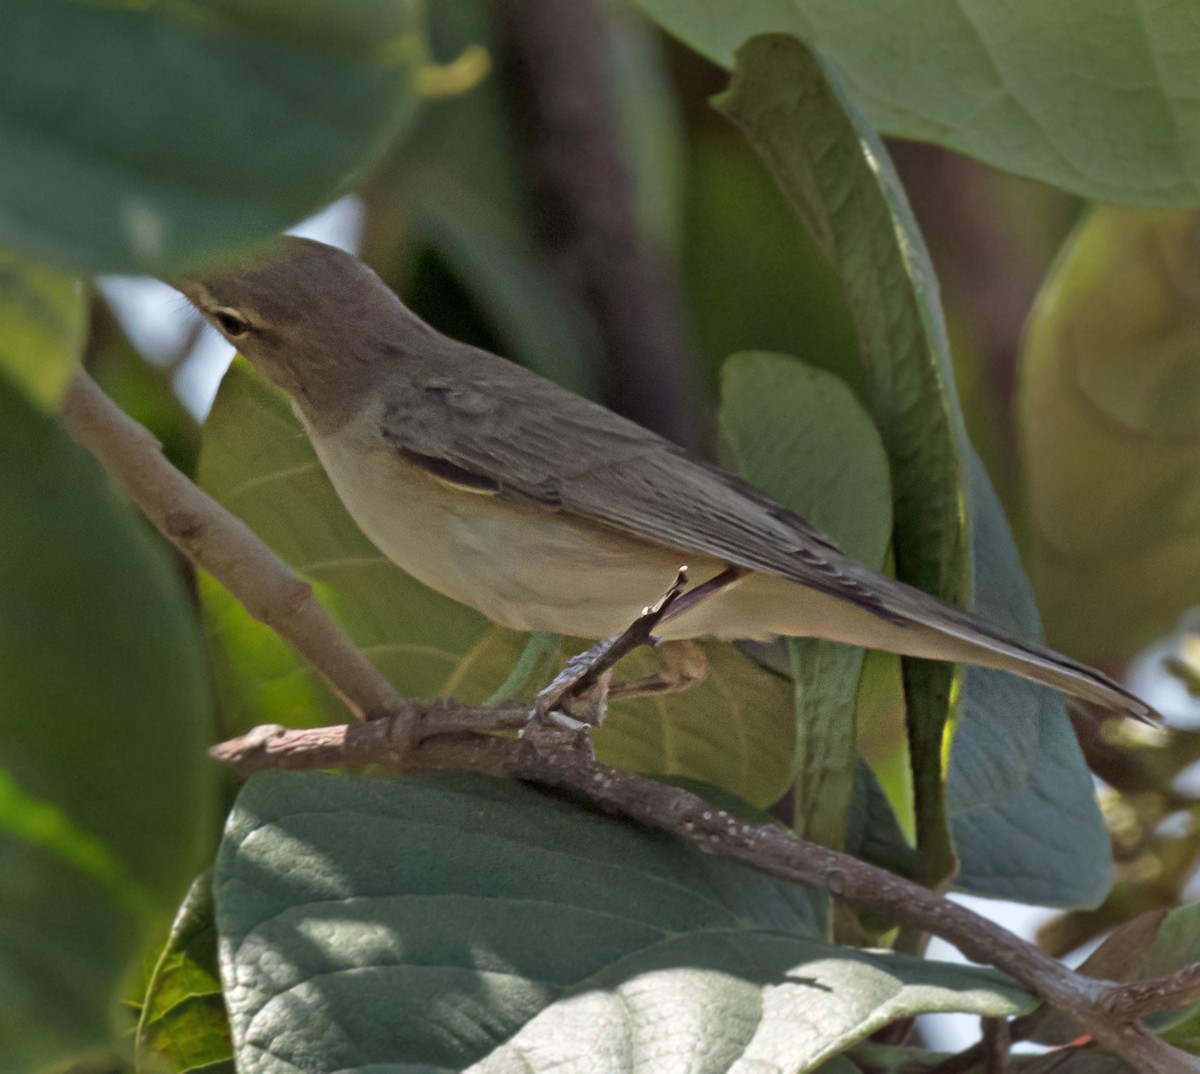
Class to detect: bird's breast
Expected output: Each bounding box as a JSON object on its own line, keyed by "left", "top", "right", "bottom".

{"left": 307, "top": 417, "right": 704, "bottom": 636}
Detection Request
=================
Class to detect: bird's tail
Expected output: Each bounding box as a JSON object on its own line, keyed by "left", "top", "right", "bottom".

{"left": 876, "top": 577, "right": 1157, "bottom": 723}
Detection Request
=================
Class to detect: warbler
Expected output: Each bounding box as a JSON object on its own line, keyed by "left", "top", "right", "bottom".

{"left": 181, "top": 237, "right": 1153, "bottom": 721}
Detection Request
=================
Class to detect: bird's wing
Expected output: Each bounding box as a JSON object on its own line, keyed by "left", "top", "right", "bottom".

{"left": 379, "top": 359, "right": 900, "bottom": 624}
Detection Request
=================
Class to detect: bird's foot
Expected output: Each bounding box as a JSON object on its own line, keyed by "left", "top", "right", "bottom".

{"left": 534, "top": 568, "right": 689, "bottom": 715}
{"left": 605, "top": 639, "right": 709, "bottom": 702}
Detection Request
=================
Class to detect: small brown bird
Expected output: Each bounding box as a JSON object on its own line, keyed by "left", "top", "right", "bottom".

{"left": 182, "top": 237, "right": 1154, "bottom": 721}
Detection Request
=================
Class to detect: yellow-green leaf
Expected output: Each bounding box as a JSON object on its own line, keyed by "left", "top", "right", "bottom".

{"left": 1019, "top": 208, "right": 1200, "bottom": 664}
{"left": 0, "top": 249, "right": 84, "bottom": 405}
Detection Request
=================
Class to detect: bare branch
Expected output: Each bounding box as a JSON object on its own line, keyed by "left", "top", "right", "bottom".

{"left": 1099, "top": 963, "right": 1200, "bottom": 1023}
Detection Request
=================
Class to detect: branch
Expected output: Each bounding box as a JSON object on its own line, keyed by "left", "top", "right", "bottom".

{"left": 216, "top": 717, "right": 1199, "bottom": 1073}
{"left": 59, "top": 370, "right": 414, "bottom": 731}
{"left": 63, "top": 373, "right": 1200, "bottom": 1074}
{"left": 1099, "top": 963, "right": 1200, "bottom": 1022}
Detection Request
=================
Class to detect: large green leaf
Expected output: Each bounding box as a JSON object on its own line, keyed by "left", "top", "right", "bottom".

{"left": 949, "top": 456, "right": 1112, "bottom": 906}
{"left": 717, "top": 351, "right": 892, "bottom": 848}
{"left": 1, "top": 0, "right": 426, "bottom": 275}
{"left": 715, "top": 36, "right": 970, "bottom": 881}
{"left": 215, "top": 771, "right": 1032, "bottom": 1074}
{"left": 639, "top": 1, "right": 1200, "bottom": 207}
{"left": 1019, "top": 207, "right": 1200, "bottom": 664}
{"left": 198, "top": 361, "right": 794, "bottom": 807}
{"left": 0, "top": 373, "right": 212, "bottom": 1070}
{"left": 0, "top": 248, "right": 85, "bottom": 406}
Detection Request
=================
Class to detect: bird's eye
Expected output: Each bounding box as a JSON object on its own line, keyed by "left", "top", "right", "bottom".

{"left": 213, "top": 308, "right": 250, "bottom": 338}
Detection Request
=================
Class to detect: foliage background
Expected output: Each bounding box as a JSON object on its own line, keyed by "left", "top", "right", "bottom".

{"left": 5, "top": 1, "right": 1200, "bottom": 1072}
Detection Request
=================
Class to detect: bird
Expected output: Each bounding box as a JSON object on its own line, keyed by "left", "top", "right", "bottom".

{"left": 180, "top": 236, "right": 1154, "bottom": 722}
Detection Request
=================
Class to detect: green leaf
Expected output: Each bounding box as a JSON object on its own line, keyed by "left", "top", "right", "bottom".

{"left": 638, "top": 2, "right": 1200, "bottom": 207}
{"left": 715, "top": 36, "right": 970, "bottom": 882}
{"left": 718, "top": 353, "right": 891, "bottom": 568}
{"left": 949, "top": 455, "right": 1112, "bottom": 906}
{"left": 0, "top": 248, "right": 85, "bottom": 405}
{"left": 717, "top": 351, "right": 892, "bottom": 846}
{"left": 681, "top": 126, "right": 861, "bottom": 401}
{"left": 1018, "top": 207, "right": 1200, "bottom": 665}
{"left": 215, "top": 771, "right": 1032, "bottom": 1074}
{"left": 594, "top": 640, "right": 796, "bottom": 809}
{"left": 0, "top": 373, "right": 213, "bottom": 1070}
{"left": 135, "top": 873, "right": 234, "bottom": 1074}
{"left": 1128, "top": 903, "right": 1200, "bottom": 1049}
{"left": 1, "top": 0, "right": 426, "bottom": 275}
{"left": 844, "top": 761, "right": 917, "bottom": 879}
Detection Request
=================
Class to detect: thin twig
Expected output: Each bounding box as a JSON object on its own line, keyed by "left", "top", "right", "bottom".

{"left": 59, "top": 370, "right": 413, "bottom": 731}
{"left": 1099, "top": 963, "right": 1200, "bottom": 1022}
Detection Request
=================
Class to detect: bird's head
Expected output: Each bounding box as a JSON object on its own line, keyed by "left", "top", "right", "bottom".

{"left": 177, "top": 236, "right": 426, "bottom": 429}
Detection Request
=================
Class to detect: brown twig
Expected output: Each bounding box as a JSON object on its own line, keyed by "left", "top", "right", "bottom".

{"left": 64, "top": 373, "right": 1200, "bottom": 1074}
{"left": 981, "top": 1017, "right": 1011, "bottom": 1074}
{"left": 1098, "top": 963, "right": 1200, "bottom": 1022}
{"left": 59, "top": 370, "right": 414, "bottom": 730}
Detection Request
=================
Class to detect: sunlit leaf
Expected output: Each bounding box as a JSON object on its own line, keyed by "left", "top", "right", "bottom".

{"left": 639, "top": 1, "right": 1200, "bottom": 207}
{"left": 0, "top": 248, "right": 84, "bottom": 405}
{"left": 1019, "top": 207, "right": 1200, "bottom": 664}
{"left": 215, "top": 772, "right": 1032, "bottom": 1074}
{"left": 135, "top": 873, "right": 233, "bottom": 1074}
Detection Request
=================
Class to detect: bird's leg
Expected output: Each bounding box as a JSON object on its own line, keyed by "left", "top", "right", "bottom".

{"left": 603, "top": 640, "right": 710, "bottom": 703}
{"left": 533, "top": 568, "right": 690, "bottom": 719}
{"left": 572, "top": 567, "right": 739, "bottom": 710}
{"left": 656, "top": 564, "right": 748, "bottom": 626}
{"left": 531, "top": 565, "right": 741, "bottom": 726}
